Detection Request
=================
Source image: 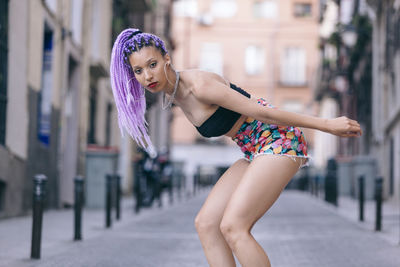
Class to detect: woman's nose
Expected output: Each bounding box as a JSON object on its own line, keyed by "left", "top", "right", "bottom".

{"left": 144, "top": 69, "right": 153, "bottom": 81}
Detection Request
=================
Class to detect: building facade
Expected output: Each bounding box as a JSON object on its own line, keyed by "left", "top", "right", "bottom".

{"left": 171, "top": 0, "right": 320, "bottom": 185}
{"left": 367, "top": 0, "right": 400, "bottom": 201}
{"left": 0, "top": 0, "right": 176, "bottom": 217}
{"left": 316, "top": 0, "right": 400, "bottom": 201}
{"left": 0, "top": 0, "right": 118, "bottom": 215}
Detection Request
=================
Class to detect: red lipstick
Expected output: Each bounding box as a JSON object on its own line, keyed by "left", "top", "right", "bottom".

{"left": 148, "top": 82, "right": 158, "bottom": 88}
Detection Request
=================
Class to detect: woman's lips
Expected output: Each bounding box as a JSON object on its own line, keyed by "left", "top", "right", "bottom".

{"left": 148, "top": 82, "right": 158, "bottom": 88}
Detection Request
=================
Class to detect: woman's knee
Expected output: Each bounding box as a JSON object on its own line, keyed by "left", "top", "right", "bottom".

{"left": 220, "top": 217, "right": 249, "bottom": 245}
{"left": 194, "top": 213, "right": 220, "bottom": 234}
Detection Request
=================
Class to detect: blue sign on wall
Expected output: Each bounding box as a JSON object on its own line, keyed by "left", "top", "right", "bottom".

{"left": 38, "top": 29, "right": 53, "bottom": 146}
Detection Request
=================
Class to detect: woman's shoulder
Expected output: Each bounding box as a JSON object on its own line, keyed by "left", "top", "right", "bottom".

{"left": 181, "top": 69, "right": 227, "bottom": 90}
{"left": 182, "top": 69, "right": 225, "bottom": 81}
{"left": 179, "top": 70, "right": 232, "bottom": 105}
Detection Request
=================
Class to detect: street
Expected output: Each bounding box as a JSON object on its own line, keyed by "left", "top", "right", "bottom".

{"left": 1, "top": 189, "right": 400, "bottom": 267}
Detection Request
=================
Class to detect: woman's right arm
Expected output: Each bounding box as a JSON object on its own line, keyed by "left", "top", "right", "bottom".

{"left": 192, "top": 74, "right": 362, "bottom": 138}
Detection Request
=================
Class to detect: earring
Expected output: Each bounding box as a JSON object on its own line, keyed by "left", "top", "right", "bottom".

{"left": 164, "top": 63, "right": 175, "bottom": 86}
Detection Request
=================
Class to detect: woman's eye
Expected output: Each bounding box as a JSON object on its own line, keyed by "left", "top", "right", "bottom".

{"left": 134, "top": 69, "right": 142, "bottom": 74}
{"left": 150, "top": 62, "right": 157, "bottom": 68}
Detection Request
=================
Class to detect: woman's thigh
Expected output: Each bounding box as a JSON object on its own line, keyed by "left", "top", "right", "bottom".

{"left": 222, "top": 155, "right": 303, "bottom": 230}
{"left": 196, "top": 159, "right": 249, "bottom": 225}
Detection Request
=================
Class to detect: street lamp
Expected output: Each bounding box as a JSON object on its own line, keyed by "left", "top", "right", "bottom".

{"left": 341, "top": 24, "right": 358, "bottom": 48}
{"left": 334, "top": 75, "right": 348, "bottom": 93}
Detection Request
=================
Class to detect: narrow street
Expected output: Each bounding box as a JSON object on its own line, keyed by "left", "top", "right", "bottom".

{"left": 1, "top": 190, "right": 400, "bottom": 267}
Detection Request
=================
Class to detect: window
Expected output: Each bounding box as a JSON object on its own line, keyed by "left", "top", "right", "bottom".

{"left": 91, "top": 0, "right": 101, "bottom": 60}
{"left": 339, "top": 0, "right": 354, "bottom": 24}
{"left": 199, "top": 43, "right": 223, "bottom": 76}
{"left": 211, "top": 0, "right": 237, "bottom": 18}
{"left": 105, "top": 103, "right": 112, "bottom": 147}
{"left": 389, "top": 137, "right": 394, "bottom": 196}
{"left": 173, "top": 0, "right": 198, "bottom": 17}
{"left": 280, "top": 47, "right": 306, "bottom": 86}
{"left": 44, "top": 0, "right": 57, "bottom": 14}
{"left": 294, "top": 3, "right": 312, "bottom": 17}
{"left": 253, "top": 0, "right": 278, "bottom": 19}
{"left": 88, "top": 87, "right": 97, "bottom": 144}
{"left": 38, "top": 25, "right": 54, "bottom": 146}
{"left": 70, "top": 0, "right": 83, "bottom": 44}
{"left": 0, "top": 0, "right": 8, "bottom": 145}
{"left": 245, "top": 45, "right": 265, "bottom": 75}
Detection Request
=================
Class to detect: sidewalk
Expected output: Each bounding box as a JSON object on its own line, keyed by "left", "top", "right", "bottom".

{"left": 1, "top": 190, "right": 400, "bottom": 267}
{"left": 330, "top": 194, "right": 400, "bottom": 245}
{"left": 0, "top": 190, "right": 191, "bottom": 267}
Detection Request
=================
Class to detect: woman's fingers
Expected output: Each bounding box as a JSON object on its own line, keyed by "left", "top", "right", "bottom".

{"left": 347, "top": 127, "right": 362, "bottom": 136}
{"left": 350, "top": 120, "right": 361, "bottom": 128}
{"left": 328, "top": 116, "right": 362, "bottom": 137}
{"left": 351, "top": 125, "right": 361, "bottom": 133}
{"left": 342, "top": 121, "right": 362, "bottom": 137}
{"left": 344, "top": 117, "right": 362, "bottom": 135}
{"left": 343, "top": 129, "right": 362, "bottom": 137}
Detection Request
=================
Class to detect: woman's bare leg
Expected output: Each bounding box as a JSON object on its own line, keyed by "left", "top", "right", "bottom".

{"left": 220, "top": 155, "right": 303, "bottom": 267}
{"left": 195, "top": 159, "right": 249, "bottom": 267}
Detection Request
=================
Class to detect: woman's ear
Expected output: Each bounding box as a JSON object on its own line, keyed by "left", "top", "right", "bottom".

{"left": 164, "top": 54, "right": 171, "bottom": 65}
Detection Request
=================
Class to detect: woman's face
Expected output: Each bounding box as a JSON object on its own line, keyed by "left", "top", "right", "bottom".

{"left": 128, "top": 46, "right": 170, "bottom": 93}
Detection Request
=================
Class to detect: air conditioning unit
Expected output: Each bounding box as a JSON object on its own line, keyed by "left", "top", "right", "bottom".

{"left": 197, "top": 13, "right": 214, "bottom": 26}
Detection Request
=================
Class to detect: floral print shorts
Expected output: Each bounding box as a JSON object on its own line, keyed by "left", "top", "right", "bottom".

{"left": 232, "top": 98, "right": 310, "bottom": 168}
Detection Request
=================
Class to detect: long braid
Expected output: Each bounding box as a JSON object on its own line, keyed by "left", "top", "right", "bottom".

{"left": 110, "top": 28, "right": 168, "bottom": 152}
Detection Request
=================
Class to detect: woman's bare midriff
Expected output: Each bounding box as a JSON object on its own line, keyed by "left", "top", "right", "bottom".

{"left": 225, "top": 114, "right": 248, "bottom": 138}
{"left": 225, "top": 96, "right": 260, "bottom": 138}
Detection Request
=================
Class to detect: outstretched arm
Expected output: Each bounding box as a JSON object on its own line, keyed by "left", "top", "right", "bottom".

{"left": 194, "top": 76, "right": 362, "bottom": 138}
{"left": 248, "top": 108, "right": 361, "bottom": 137}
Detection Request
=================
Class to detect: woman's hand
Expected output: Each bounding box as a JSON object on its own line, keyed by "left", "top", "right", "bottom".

{"left": 325, "top": 116, "right": 362, "bottom": 137}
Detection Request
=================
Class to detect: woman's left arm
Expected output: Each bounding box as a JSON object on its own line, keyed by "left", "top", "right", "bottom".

{"left": 194, "top": 77, "right": 362, "bottom": 138}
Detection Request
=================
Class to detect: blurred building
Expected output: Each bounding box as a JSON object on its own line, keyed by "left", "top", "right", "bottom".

{"left": 170, "top": 0, "right": 320, "bottom": 184}
{"left": 316, "top": 0, "right": 400, "bottom": 201}
{"left": 367, "top": 0, "right": 400, "bottom": 201}
{"left": 313, "top": 0, "right": 341, "bottom": 169}
{"left": 316, "top": 0, "right": 374, "bottom": 197}
{"left": 315, "top": 0, "right": 372, "bottom": 164}
{"left": 0, "top": 0, "right": 116, "bottom": 216}
{"left": 0, "top": 0, "right": 174, "bottom": 218}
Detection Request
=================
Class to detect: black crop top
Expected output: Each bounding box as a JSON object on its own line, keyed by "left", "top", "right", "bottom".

{"left": 195, "top": 83, "right": 251, "bottom": 138}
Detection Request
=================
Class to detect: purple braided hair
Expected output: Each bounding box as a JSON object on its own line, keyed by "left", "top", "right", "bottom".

{"left": 110, "top": 28, "right": 168, "bottom": 152}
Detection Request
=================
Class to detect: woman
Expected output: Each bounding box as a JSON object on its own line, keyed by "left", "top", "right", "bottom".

{"left": 110, "top": 29, "right": 362, "bottom": 267}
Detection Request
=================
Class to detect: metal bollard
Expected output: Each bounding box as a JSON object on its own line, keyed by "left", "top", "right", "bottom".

{"left": 312, "top": 176, "right": 318, "bottom": 197}
{"left": 177, "top": 174, "right": 182, "bottom": 202}
{"left": 133, "top": 161, "right": 143, "bottom": 214}
{"left": 358, "top": 176, "right": 365, "bottom": 222}
{"left": 105, "top": 174, "right": 113, "bottom": 228}
{"left": 31, "top": 174, "right": 47, "bottom": 259}
{"left": 375, "top": 177, "right": 383, "bottom": 231}
{"left": 309, "top": 176, "right": 314, "bottom": 196}
{"left": 115, "top": 175, "right": 121, "bottom": 221}
{"left": 192, "top": 174, "right": 195, "bottom": 197}
{"left": 168, "top": 177, "right": 173, "bottom": 205}
{"left": 74, "top": 176, "right": 84, "bottom": 240}
{"left": 314, "top": 175, "right": 320, "bottom": 198}
{"left": 324, "top": 159, "right": 338, "bottom": 206}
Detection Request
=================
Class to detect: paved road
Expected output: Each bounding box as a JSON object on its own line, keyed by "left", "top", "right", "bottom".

{"left": 1, "top": 190, "right": 400, "bottom": 267}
